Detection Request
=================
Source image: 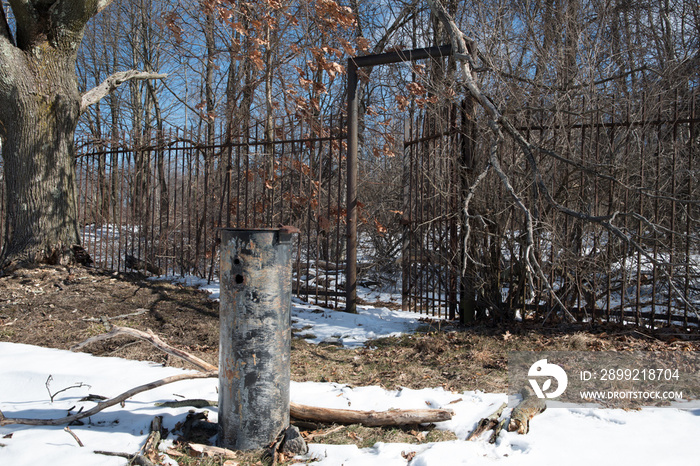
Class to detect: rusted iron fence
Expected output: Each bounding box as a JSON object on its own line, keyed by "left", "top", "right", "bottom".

{"left": 73, "top": 117, "right": 348, "bottom": 309}
{"left": 402, "top": 89, "right": 700, "bottom": 328}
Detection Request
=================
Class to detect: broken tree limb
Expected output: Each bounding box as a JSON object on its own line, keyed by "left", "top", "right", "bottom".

{"left": 466, "top": 402, "right": 507, "bottom": 441}
{"left": 80, "top": 70, "right": 167, "bottom": 114}
{"left": 71, "top": 325, "right": 217, "bottom": 372}
{"left": 289, "top": 402, "right": 453, "bottom": 427}
{"left": 0, "top": 371, "right": 217, "bottom": 426}
{"left": 155, "top": 398, "right": 449, "bottom": 429}
{"left": 507, "top": 388, "right": 546, "bottom": 434}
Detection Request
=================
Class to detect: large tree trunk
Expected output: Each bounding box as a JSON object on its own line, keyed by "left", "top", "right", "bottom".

{"left": 0, "top": 46, "right": 82, "bottom": 267}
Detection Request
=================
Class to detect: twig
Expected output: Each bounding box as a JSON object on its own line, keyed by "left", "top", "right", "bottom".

{"left": 305, "top": 424, "right": 345, "bottom": 441}
{"left": 45, "top": 376, "right": 90, "bottom": 403}
{"left": 64, "top": 426, "right": 84, "bottom": 447}
{"left": 82, "top": 308, "right": 148, "bottom": 322}
{"left": 0, "top": 371, "right": 217, "bottom": 426}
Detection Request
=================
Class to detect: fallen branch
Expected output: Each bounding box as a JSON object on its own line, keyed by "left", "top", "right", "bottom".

{"left": 507, "top": 388, "right": 546, "bottom": 434}
{"left": 466, "top": 402, "right": 506, "bottom": 441}
{"left": 0, "top": 371, "right": 217, "bottom": 426}
{"left": 155, "top": 399, "right": 217, "bottom": 409}
{"left": 289, "top": 402, "right": 453, "bottom": 427}
{"left": 94, "top": 450, "right": 157, "bottom": 466}
{"left": 489, "top": 418, "right": 507, "bottom": 444}
{"left": 71, "top": 325, "right": 217, "bottom": 372}
{"left": 140, "top": 416, "right": 164, "bottom": 464}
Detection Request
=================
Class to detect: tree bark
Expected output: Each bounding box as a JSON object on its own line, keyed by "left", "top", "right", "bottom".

{"left": 0, "top": 40, "right": 83, "bottom": 267}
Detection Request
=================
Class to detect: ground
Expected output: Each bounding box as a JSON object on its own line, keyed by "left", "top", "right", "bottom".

{"left": 2, "top": 265, "right": 699, "bottom": 464}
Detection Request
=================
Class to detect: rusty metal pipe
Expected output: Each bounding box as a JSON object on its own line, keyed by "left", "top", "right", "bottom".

{"left": 218, "top": 227, "right": 296, "bottom": 450}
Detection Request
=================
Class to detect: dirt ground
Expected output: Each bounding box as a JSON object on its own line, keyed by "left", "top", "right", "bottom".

{"left": 2, "top": 264, "right": 698, "bottom": 394}
{"left": 2, "top": 265, "right": 699, "bottom": 465}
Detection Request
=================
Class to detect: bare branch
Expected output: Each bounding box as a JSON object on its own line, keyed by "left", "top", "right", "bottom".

{"left": 96, "top": 0, "right": 114, "bottom": 14}
{"left": 0, "top": 371, "right": 218, "bottom": 426}
{"left": 462, "top": 161, "right": 491, "bottom": 274}
{"left": 80, "top": 70, "right": 167, "bottom": 114}
{"left": 72, "top": 324, "right": 217, "bottom": 372}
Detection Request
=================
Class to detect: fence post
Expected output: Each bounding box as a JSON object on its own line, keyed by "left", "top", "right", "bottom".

{"left": 218, "top": 227, "right": 297, "bottom": 450}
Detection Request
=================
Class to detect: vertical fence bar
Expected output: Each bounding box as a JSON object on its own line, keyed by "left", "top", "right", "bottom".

{"left": 684, "top": 89, "right": 696, "bottom": 328}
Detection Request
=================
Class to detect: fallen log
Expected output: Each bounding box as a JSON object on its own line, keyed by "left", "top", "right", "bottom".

{"left": 289, "top": 402, "right": 453, "bottom": 427}
{"left": 507, "top": 388, "right": 546, "bottom": 434}
{"left": 154, "top": 398, "right": 454, "bottom": 428}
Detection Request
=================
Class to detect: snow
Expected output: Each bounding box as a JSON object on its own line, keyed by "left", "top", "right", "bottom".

{"left": 2, "top": 278, "right": 699, "bottom": 465}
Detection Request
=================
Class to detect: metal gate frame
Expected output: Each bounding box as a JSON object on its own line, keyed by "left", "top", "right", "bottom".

{"left": 345, "top": 44, "right": 454, "bottom": 313}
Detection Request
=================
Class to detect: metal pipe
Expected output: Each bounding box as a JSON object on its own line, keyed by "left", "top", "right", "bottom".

{"left": 350, "top": 44, "right": 453, "bottom": 68}
{"left": 218, "top": 227, "right": 296, "bottom": 450}
{"left": 346, "top": 60, "right": 359, "bottom": 314}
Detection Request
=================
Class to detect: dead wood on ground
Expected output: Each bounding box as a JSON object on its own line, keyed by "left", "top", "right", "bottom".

{"left": 507, "top": 388, "right": 547, "bottom": 434}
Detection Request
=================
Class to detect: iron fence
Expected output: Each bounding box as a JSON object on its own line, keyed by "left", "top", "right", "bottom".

{"left": 402, "top": 89, "right": 700, "bottom": 328}
{"left": 73, "top": 117, "right": 348, "bottom": 308}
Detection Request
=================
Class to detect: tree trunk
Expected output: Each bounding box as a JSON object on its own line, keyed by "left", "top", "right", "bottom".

{"left": 0, "top": 48, "right": 82, "bottom": 267}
